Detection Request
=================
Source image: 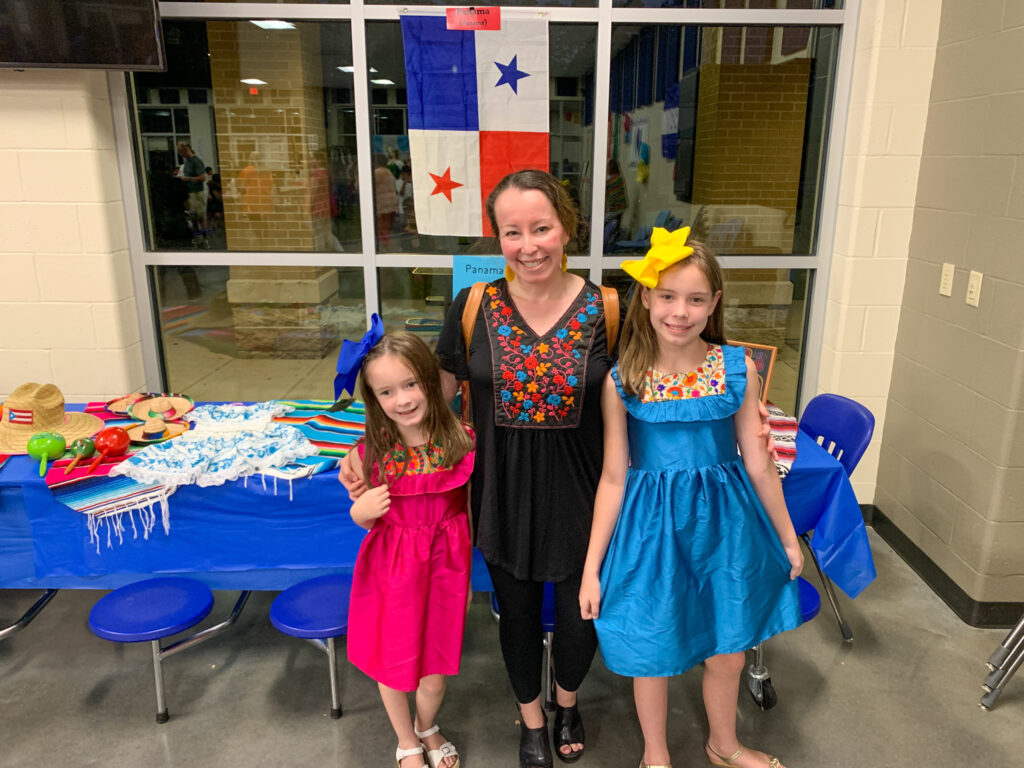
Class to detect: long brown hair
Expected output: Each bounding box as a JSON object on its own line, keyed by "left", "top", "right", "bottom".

{"left": 359, "top": 332, "right": 473, "bottom": 487}
{"left": 485, "top": 169, "right": 586, "bottom": 253}
{"left": 618, "top": 239, "right": 727, "bottom": 397}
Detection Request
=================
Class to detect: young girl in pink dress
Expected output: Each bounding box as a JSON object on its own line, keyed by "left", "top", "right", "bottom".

{"left": 346, "top": 332, "right": 475, "bottom": 768}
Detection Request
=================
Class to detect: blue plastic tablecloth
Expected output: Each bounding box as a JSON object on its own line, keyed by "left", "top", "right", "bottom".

{"left": 782, "top": 430, "right": 876, "bottom": 599}
{"left": 0, "top": 426, "right": 874, "bottom": 597}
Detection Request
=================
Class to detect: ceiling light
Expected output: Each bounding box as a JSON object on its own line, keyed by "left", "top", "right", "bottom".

{"left": 337, "top": 66, "right": 378, "bottom": 73}
{"left": 250, "top": 20, "right": 295, "bottom": 30}
{"left": 240, "top": 78, "right": 267, "bottom": 85}
{"left": 371, "top": 79, "right": 395, "bottom": 85}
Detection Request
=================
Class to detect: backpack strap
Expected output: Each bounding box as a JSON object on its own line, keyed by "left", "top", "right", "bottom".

{"left": 461, "top": 281, "right": 488, "bottom": 362}
{"left": 600, "top": 285, "right": 620, "bottom": 354}
{"left": 458, "top": 281, "right": 488, "bottom": 421}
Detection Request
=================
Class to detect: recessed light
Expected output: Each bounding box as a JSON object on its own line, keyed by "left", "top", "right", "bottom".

{"left": 250, "top": 20, "right": 295, "bottom": 30}
{"left": 337, "top": 66, "right": 379, "bottom": 73}
{"left": 371, "top": 79, "right": 395, "bottom": 85}
{"left": 240, "top": 78, "right": 267, "bottom": 85}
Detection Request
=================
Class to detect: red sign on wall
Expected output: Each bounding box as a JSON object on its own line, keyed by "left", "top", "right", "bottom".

{"left": 446, "top": 7, "right": 501, "bottom": 31}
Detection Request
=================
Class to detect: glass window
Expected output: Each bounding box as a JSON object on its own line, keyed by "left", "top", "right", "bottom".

{"left": 603, "top": 267, "right": 809, "bottom": 414}
{"left": 153, "top": 265, "right": 366, "bottom": 402}
{"left": 365, "top": 21, "right": 597, "bottom": 255}
{"left": 612, "top": 1, "right": 843, "bottom": 8}
{"left": 378, "top": 268, "right": 452, "bottom": 349}
{"left": 603, "top": 23, "right": 838, "bottom": 257}
{"left": 134, "top": 20, "right": 360, "bottom": 254}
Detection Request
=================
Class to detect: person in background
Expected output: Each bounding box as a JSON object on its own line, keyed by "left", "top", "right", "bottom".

{"left": 375, "top": 153, "right": 400, "bottom": 248}
{"left": 176, "top": 141, "right": 208, "bottom": 247}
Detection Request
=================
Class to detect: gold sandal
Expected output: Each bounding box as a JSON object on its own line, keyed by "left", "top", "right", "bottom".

{"left": 707, "top": 742, "right": 781, "bottom": 768}
{"left": 639, "top": 762, "right": 672, "bottom": 768}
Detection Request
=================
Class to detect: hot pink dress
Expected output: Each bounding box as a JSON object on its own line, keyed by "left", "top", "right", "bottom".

{"left": 347, "top": 438, "right": 475, "bottom": 692}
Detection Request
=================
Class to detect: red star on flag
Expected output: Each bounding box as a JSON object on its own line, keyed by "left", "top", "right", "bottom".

{"left": 429, "top": 167, "right": 463, "bottom": 203}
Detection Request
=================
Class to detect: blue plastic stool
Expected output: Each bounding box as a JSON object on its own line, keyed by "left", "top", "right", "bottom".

{"left": 490, "top": 582, "right": 557, "bottom": 711}
{"left": 269, "top": 574, "right": 352, "bottom": 719}
{"left": 89, "top": 577, "right": 249, "bottom": 723}
{"left": 747, "top": 576, "right": 821, "bottom": 711}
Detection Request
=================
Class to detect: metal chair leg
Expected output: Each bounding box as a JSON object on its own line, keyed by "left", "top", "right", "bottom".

{"left": 803, "top": 534, "right": 853, "bottom": 643}
{"left": 152, "top": 639, "right": 169, "bottom": 724}
{"left": 327, "top": 636, "right": 342, "bottom": 719}
{"left": 543, "top": 630, "right": 555, "bottom": 711}
{"left": 0, "top": 589, "right": 59, "bottom": 641}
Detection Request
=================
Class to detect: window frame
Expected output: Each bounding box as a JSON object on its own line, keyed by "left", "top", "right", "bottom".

{"left": 110, "top": 0, "right": 861, "bottom": 410}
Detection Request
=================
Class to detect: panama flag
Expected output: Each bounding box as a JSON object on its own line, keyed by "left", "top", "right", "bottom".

{"left": 401, "top": 14, "right": 549, "bottom": 237}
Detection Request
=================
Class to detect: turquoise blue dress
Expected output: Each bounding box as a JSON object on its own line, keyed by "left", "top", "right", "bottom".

{"left": 595, "top": 343, "right": 801, "bottom": 677}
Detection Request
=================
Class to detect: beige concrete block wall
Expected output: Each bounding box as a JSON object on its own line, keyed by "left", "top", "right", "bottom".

{"left": 0, "top": 70, "right": 142, "bottom": 402}
{"left": 820, "top": 0, "right": 942, "bottom": 501}
{"left": 875, "top": 2, "right": 1024, "bottom": 603}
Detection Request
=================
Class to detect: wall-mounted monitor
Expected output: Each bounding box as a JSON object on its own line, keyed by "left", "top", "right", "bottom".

{"left": 0, "top": 0, "right": 165, "bottom": 71}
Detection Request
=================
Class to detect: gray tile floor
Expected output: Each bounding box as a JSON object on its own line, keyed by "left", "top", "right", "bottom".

{"left": 2, "top": 529, "right": 1022, "bottom": 767}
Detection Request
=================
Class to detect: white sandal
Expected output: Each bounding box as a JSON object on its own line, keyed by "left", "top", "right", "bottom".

{"left": 415, "top": 724, "right": 460, "bottom": 768}
{"left": 396, "top": 744, "right": 426, "bottom": 768}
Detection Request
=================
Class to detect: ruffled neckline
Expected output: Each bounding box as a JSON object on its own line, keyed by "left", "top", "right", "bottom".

{"left": 612, "top": 343, "right": 747, "bottom": 423}
{"left": 357, "top": 441, "right": 475, "bottom": 497}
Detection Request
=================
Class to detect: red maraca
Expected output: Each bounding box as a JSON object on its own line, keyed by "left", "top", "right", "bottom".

{"left": 86, "top": 427, "right": 131, "bottom": 474}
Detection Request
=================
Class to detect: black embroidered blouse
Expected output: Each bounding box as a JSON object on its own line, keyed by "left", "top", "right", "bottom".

{"left": 437, "top": 278, "right": 621, "bottom": 581}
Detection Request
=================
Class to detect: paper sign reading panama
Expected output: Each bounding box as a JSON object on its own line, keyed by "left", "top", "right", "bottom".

{"left": 401, "top": 14, "right": 549, "bottom": 237}
{"left": 446, "top": 7, "right": 501, "bottom": 31}
{"left": 452, "top": 255, "right": 505, "bottom": 297}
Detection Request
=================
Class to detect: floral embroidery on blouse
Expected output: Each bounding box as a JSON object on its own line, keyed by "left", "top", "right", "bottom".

{"left": 379, "top": 441, "right": 447, "bottom": 481}
{"left": 641, "top": 344, "right": 726, "bottom": 402}
{"left": 485, "top": 282, "right": 602, "bottom": 428}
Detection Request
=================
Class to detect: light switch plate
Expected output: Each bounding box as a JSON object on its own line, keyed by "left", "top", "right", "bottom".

{"left": 966, "top": 270, "right": 983, "bottom": 307}
{"left": 939, "top": 263, "right": 954, "bottom": 296}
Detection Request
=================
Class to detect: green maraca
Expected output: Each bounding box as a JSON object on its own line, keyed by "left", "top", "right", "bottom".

{"left": 64, "top": 437, "right": 96, "bottom": 475}
{"left": 27, "top": 431, "right": 67, "bottom": 477}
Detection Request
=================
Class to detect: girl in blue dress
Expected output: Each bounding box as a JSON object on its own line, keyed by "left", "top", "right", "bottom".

{"left": 579, "top": 228, "right": 804, "bottom": 768}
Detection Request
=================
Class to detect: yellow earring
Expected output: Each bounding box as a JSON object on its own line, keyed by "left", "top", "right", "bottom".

{"left": 561, "top": 252, "right": 568, "bottom": 271}
{"left": 504, "top": 265, "right": 515, "bottom": 282}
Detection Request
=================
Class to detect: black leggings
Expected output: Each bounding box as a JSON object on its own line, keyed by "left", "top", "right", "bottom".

{"left": 487, "top": 562, "right": 597, "bottom": 704}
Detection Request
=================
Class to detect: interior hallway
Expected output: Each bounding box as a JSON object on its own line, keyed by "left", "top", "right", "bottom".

{"left": 2, "top": 529, "right": 1021, "bottom": 767}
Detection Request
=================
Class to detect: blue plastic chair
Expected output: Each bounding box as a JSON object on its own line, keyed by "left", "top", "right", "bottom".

{"left": 269, "top": 573, "right": 352, "bottom": 718}
{"left": 490, "top": 582, "right": 557, "bottom": 711}
{"left": 798, "top": 393, "right": 875, "bottom": 477}
{"left": 798, "top": 393, "right": 875, "bottom": 642}
{"left": 89, "top": 577, "right": 250, "bottom": 723}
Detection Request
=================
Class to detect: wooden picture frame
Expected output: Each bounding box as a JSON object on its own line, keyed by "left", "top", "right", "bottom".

{"left": 728, "top": 340, "right": 777, "bottom": 404}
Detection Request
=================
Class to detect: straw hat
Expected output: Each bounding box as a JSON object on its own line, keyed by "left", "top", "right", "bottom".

{"left": 125, "top": 417, "right": 189, "bottom": 444}
{"left": 0, "top": 383, "right": 104, "bottom": 454}
{"left": 130, "top": 394, "right": 195, "bottom": 421}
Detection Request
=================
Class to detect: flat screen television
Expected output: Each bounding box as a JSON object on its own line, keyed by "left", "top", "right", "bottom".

{"left": 0, "top": 0, "right": 165, "bottom": 71}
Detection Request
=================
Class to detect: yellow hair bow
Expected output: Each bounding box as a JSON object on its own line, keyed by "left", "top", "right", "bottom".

{"left": 620, "top": 227, "right": 693, "bottom": 288}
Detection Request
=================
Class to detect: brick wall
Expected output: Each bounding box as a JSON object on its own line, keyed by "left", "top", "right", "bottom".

{"left": 206, "top": 22, "right": 340, "bottom": 357}
{"left": 692, "top": 30, "right": 811, "bottom": 255}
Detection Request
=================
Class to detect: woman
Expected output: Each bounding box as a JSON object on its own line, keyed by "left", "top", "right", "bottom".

{"left": 435, "top": 170, "right": 617, "bottom": 768}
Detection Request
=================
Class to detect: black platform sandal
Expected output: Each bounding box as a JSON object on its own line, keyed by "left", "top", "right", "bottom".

{"left": 519, "top": 712, "right": 553, "bottom": 768}
{"left": 553, "top": 704, "right": 585, "bottom": 763}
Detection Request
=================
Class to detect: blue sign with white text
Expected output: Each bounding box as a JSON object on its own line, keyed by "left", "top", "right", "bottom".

{"left": 452, "top": 255, "right": 505, "bottom": 297}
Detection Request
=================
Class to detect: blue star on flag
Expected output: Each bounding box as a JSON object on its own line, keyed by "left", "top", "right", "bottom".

{"left": 494, "top": 55, "right": 529, "bottom": 94}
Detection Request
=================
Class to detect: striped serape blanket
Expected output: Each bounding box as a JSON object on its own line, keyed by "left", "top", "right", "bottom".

{"left": 48, "top": 472, "right": 172, "bottom": 553}
{"left": 272, "top": 399, "right": 366, "bottom": 462}
{"left": 767, "top": 402, "right": 798, "bottom": 479}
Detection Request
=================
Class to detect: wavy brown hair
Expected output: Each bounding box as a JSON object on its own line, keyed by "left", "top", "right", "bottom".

{"left": 359, "top": 332, "right": 473, "bottom": 487}
{"left": 485, "top": 169, "right": 587, "bottom": 253}
{"left": 618, "top": 239, "right": 727, "bottom": 397}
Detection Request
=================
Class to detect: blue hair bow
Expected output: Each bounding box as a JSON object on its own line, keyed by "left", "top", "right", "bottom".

{"left": 332, "top": 313, "right": 384, "bottom": 406}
